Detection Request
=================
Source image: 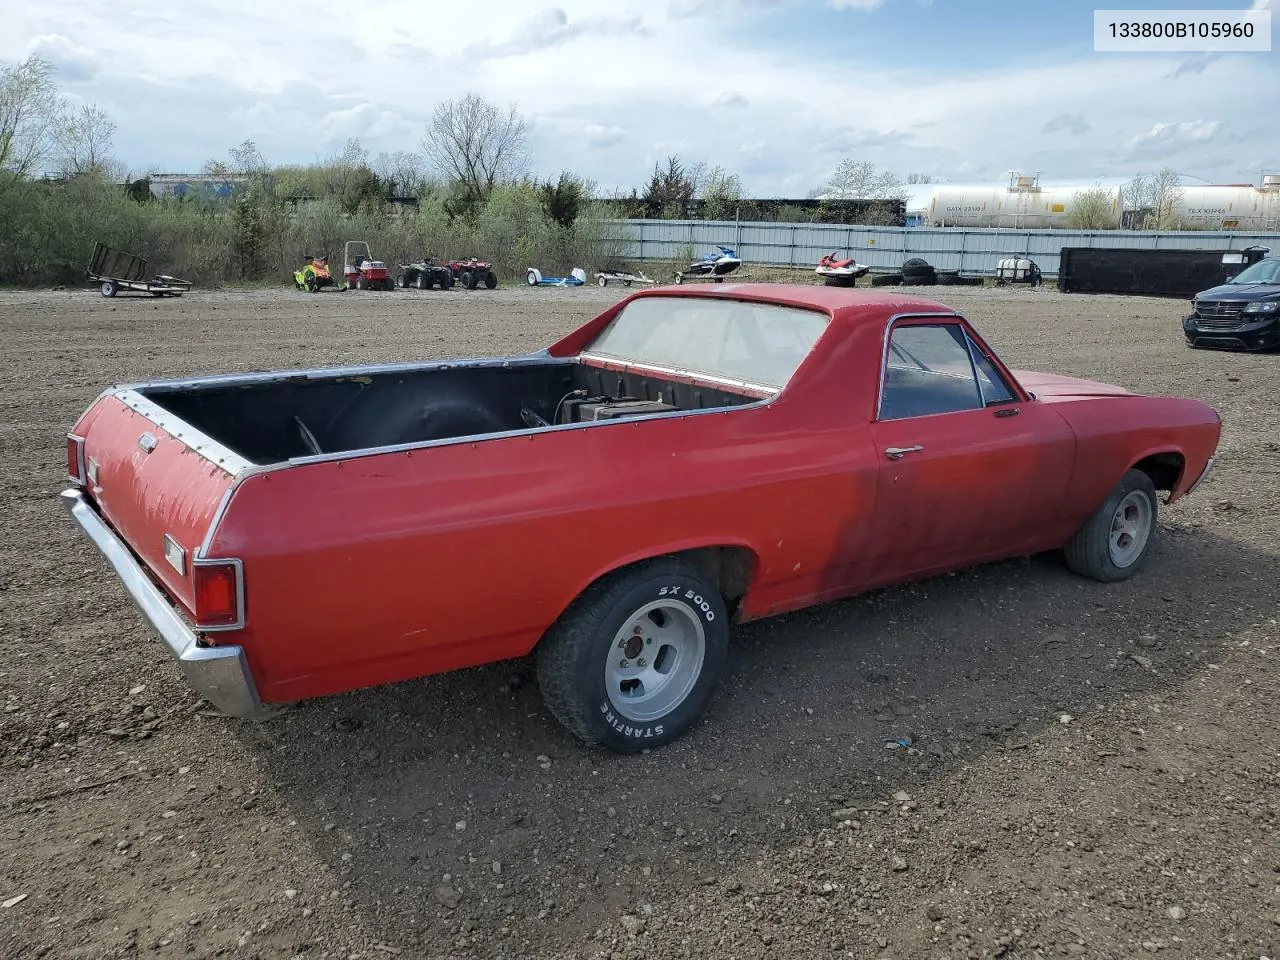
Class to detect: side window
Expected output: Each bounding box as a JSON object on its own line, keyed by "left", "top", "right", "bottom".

{"left": 968, "top": 344, "right": 1017, "bottom": 404}
{"left": 880, "top": 324, "right": 984, "bottom": 420}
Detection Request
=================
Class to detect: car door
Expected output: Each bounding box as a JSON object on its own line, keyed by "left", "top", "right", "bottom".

{"left": 859, "top": 318, "right": 1076, "bottom": 583}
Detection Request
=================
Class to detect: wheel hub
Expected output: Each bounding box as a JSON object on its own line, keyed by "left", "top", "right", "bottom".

{"left": 605, "top": 600, "right": 706, "bottom": 724}
{"left": 1108, "top": 490, "right": 1153, "bottom": 567}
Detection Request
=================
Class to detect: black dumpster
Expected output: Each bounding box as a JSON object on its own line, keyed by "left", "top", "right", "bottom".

{"left": 1057, "top": 245, "right": 1271, "bottom": 298}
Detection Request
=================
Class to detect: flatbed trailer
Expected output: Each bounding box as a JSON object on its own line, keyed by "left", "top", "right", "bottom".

{"left": 88, "top": 241, "right": 193, "bottom": 298}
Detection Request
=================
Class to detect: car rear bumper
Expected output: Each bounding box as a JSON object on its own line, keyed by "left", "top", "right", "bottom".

{"left": 59, "top": 488, "right": 267, "bottom": 719}
{"left": 1183, "top": 314, "right": 1280, "bottom": 350}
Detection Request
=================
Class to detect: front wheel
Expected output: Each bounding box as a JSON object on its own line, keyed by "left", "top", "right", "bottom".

{"left": 484, "top": 270, "right": 497, "bottom": 289}
{"left": 1063, "top": 469, "right": 1158, "bottom": 582}
{"left": 536, "top": 558, "right": 729, "bottom": 752}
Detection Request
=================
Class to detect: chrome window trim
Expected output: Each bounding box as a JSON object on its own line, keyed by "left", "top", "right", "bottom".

{"left": 192, "top": 556, "right": 246, "bottom": 633}
{"left": 578, "top": 351, "right": 781, "bottom": 395}
{"left": 961, "top": 330, "right": 988, "bottom": 408}
{"left": 874, "top": 311, "right": 965, "bottom": 422}
{"left": 962, "top": 330, "right": 1020, "bottom": 407}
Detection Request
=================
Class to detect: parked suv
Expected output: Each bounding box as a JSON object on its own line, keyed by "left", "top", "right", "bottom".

{"left": 1184, "top": 255, "right": 1280, "bottom": 351}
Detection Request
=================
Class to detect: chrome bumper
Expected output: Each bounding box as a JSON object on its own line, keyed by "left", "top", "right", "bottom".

{"left": 59, "top": 488, "right": 266, "bottom": 718}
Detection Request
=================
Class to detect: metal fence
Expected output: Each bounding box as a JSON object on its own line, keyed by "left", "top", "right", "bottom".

{"left": 602, "top": 219, "right": 1280, "bottom": 278}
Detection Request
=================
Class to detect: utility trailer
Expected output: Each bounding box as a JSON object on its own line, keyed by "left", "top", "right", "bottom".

{"left": 88, "top": 242, "right": 193, "bottom": 298}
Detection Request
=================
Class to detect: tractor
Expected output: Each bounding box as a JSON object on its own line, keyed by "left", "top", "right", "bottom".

{"left": 343, "top": 241, "right": 394, "bottom": 291}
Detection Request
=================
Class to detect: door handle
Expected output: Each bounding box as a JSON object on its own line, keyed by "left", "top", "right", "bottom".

{"left": 993, "top": 407, "right": 1020, "bottom": 418}
{"left": 884, "top": 445, "right": 923, "bottom": 460}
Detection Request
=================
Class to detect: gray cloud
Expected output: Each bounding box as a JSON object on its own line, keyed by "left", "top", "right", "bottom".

{"left": 26, "top": 34, "right": 98, "bottom": 83}
{"left": 583, "top": 124, "right": 626, "bottom": 148}
{"left": 1168, "top": 53, "right": 1224, "bottom": 79}
{"left": 668, "top": 0, "right": 782, "bottom": 17}
{"left": 1042, "top": 112, "right": 1091, "bottom": 136}
{"left": 713, "top": 91, "right": 749, "bottom": 109}
{"left": 465, "top": 7, "right": 649, "bottom": 60}
{"left": 813, "top": 127, "right": 915, "bottom": 154}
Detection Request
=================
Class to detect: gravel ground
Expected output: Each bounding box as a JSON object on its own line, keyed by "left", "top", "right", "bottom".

{"left": 0, "top": 281, "right": 1276, "bottom": 960}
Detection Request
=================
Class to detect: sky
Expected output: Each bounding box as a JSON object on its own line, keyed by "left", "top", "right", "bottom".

{"left": 6, "top": 0, "right": 1279, "bottom": 196}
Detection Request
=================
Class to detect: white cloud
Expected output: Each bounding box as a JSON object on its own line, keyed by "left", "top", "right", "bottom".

{"left": 1125, "top": 120, "right": 1221, "bottom": 160}
{"left": 583, "top": 124, "right": 625, "bottom": 148}
{"left": 4, "top": 0, "right": 1278, "bottom": 193}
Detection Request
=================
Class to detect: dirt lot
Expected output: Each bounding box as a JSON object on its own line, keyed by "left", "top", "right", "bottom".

{"left": 1, "top": 281, "right": 1277, "bottom": 960}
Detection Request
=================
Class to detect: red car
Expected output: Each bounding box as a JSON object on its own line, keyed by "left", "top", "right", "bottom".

{"left": 61, "top": 285, "right": 1220, "bottom": 751}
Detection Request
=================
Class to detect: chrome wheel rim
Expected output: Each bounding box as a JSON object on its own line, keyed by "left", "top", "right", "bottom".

{"left": 1109, "top": 490, "right": 1153, "bottom": 567}
{"left": 604, "top": 600, "right": 705, "bottom": 723}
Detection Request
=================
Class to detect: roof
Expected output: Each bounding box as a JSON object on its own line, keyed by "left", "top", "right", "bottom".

{"left": 629, "top": 282, "right": 961, "bottom": 326}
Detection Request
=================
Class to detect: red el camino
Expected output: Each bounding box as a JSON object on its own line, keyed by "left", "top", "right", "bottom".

{"left": 61, "top": 284, "right": 1221, "bottom": 751}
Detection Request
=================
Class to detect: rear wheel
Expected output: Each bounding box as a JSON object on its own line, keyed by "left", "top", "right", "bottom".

{"left": 99, "top": 280, "right": 118, "bottom": 298}
{"left": 461, "top": 270, "right": 475, "bottom": 290}
{"left": 536, "top": 558, "right": 729, "bottom": 752}
{"left": 1063, "top": 469, "right": 1158, "bottom": 582}
{"left": 395, "top": 271, "right": 406, "bottom": 288}
{"left": 415, "top": 272, "right": 427, "bottom": 290}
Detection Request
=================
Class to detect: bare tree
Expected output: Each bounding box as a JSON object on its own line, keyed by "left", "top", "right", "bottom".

{"left": 824, "top": 159, "right": 906, "bottom": 201}
{"left": 422, "top": 93, "right": 528, "bottom": 201}
{"left": 374, "top": 150, "right": 433, "bottom": 198}
{"left": 0, "top": 55, "right": 66, "bottom": 187}
{"left": 1124, "top": 168, "right": 1185, "bottom": 229}
{"left": 1066, "top": 185, "right": 1119, "bottom": 229}
{"left": 906, "top": 172, "right": 933, "bottom": 184}
{"left": 57, "top": 103, "right": 116, "bottom": 178}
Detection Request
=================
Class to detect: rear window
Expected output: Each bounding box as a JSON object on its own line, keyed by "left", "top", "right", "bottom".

{"left": 586, "top": 297, "right": 830, "bottom": 389}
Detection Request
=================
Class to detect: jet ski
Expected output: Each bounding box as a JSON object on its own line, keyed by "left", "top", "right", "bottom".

{"left": 815, "top": 251, "right": 870, "bottom": 287}
{"left": 674, "top": 246, "right": 742, "bottom": 284}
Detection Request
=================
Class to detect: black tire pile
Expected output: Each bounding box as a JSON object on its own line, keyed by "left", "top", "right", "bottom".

{"left": 870, "top": 258, "right": 984, "bottom": 287}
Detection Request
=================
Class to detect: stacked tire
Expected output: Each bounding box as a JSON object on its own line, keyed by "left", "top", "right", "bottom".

{"left": 900, "top": 258, "right": 936, "bottom": 286}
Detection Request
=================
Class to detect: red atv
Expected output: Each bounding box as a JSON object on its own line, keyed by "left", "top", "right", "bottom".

{"left": 344, "top": 241, "right": 394, "bottom": 291}
{"left": 447, "top": 257, "right": 497, "bottom": 290}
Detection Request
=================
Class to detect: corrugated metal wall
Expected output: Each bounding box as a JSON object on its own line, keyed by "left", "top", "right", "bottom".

{"left": 605, "top": 219, "right": 1280, "bottom": 277}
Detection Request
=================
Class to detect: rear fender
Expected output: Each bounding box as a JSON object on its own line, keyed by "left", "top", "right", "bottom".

{"left": 550, "top": 537, "right": 762, "bottom": 633}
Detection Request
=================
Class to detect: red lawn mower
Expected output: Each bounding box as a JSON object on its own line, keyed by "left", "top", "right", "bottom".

{"left": 343, "top": 241, "right": 394, "bottom": 291}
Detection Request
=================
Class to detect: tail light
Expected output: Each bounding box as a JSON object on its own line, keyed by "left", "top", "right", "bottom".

{"left": 67, "top": 434, "right": 86, "bottom": 485}
{"left": 193, "top": 558, "right": 244, "bottom": 630}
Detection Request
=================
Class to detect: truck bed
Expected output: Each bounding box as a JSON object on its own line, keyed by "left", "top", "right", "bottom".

{"left": 135, "top": 356, "right": 761, "bottom": 465}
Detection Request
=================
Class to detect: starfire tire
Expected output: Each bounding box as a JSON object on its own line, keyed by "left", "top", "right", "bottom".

{"left": 536, "top": 558, "right": 729, "bottom": 752}
{"left": 1063, "top": 469, "right": 1158, "bottom": 582}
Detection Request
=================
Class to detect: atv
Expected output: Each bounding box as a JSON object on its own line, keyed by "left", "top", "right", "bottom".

{"left": 343, "top": 241, "right": 394, "bottom": 291}
{"left": 293, "top": 254, "right": 341, "bottom": 293}
{"left": 396, "top": 257, "right": 455, "bottom": 290}
{"left": 447, "top": 257, "right": 498, "bottom": 290}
